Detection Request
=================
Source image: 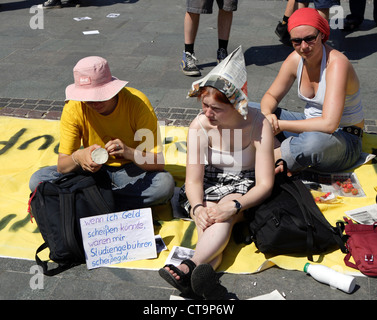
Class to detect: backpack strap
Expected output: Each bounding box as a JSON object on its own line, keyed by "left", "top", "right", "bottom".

{"left": 292, "top": 179, "right": 331, "bottom": 227}
{"left": 60, "top": 193, "right": 85, "bottom": 261}
{"left": 35, "top": 243, "right": 79, "bottom": 276}
{"left": 344, "top": 252, "right": 358, "bottom": 270}
{"left": 59, "top": 184, "right": 112, "bottom": 262}
{"left": 292, "top": 179, "right": 348, "bottom": 254}
{"left": 279, "top": 181, "right": 315, "bottom": 261}
{"left": 82, "top": 185, "right": 112, "bottom": 214}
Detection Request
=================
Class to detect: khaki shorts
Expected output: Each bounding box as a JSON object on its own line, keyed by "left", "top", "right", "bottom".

{"left": 295, "top": 0, "right": 340, "bottom": 9}
{"left": 186, "top": 0, "right": 238, "bottom": 14}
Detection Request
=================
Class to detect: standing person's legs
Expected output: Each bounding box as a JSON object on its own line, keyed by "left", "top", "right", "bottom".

{"left": 217, "top": 9, "right": 232, "bottom": 44}
{"left": 344, "top": 0, "right": 366, "bottom": 30}
{"left": 314, "top": 0, "right": 340, "bottom": 20}
{"left": 216, "top": 0, "right": 237, "bottom": 62}
{"left": 217, "top": 0, "right": 237, "bottom": 41}
{"left": 297, "top": 1, "right": 309, "bottom": 10}
{"left": 349, "top": 0, "right": 367, "bottom": 21}
{"left": 181, "top": 11, "right": 202, "bottom": 76}
{"left": 275, "top": 0, "right": 298, "bottom": 45}
{"left": 216, "top": 9, "right": 232, "bottom": 63}
{"left": 296, "top": 1, "right": 327, "bottom": 19}
{"left": 181, "top": 0, "right": 214, "bottom": 76}
{"left": 296, "top": 0, "right": 340, "bottom": 20}
{"left": 285, "top": 0, "right": 298, "bottom": 17}
{"left": 184, "top": 11, "right": 200, "bottom": 53}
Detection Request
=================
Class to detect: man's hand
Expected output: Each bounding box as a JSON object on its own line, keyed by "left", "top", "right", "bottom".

{"left": 73, "top": 145, "right": 102, "bottom": 172}
{"left": 105, "top": 139, "right": 133, "bottom": 160}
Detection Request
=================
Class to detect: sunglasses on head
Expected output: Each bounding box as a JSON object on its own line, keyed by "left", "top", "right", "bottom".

{"left": 290, "top": 31, "right": 320, "bottom": 46}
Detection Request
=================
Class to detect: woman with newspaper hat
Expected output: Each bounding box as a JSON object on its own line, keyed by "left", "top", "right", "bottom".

{"left": 159, "top": 46, "right": 275, "bottom": 299}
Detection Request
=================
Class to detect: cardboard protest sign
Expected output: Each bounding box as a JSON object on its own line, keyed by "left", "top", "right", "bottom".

{"left": 80, "top": 208, "right": 156, "bottom": 269}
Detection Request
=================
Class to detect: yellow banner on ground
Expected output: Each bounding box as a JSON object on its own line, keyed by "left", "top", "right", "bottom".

{"left": 0, "top": 116, "right": 376, "bottom": 275}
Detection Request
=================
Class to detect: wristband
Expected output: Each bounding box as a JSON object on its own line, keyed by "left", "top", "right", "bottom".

{"left": 192, "top": 204, "right": 204, "bottom": 216}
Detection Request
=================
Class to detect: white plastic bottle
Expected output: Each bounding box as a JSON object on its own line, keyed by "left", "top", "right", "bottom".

{"left": 304, "top": 263, "right": 356, "bottom": 293}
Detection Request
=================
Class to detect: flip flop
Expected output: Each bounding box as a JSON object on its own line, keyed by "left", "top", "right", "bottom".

{"left": 191, "top": 264, "right": 231, "bottom": 300}
{"left": 158, "top": 259, "right": 197, "bottom": 297}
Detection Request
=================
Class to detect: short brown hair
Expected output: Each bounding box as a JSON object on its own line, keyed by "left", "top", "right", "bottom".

{"left": 197, "top": 86, "right": 232, "bottom": 105}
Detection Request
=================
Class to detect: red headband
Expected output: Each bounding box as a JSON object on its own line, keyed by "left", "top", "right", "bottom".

{"left": 288, "top": 8, "right": 330, "bottom": 43}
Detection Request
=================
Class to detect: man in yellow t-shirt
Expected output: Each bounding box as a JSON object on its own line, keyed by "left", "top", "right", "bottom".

{"left": 29, "top": 56, "right": 175, "bottom": 210}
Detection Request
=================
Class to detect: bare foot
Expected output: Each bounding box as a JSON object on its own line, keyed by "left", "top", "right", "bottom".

{"left": 164, "top": 263, "right": 190, "bottom": 280}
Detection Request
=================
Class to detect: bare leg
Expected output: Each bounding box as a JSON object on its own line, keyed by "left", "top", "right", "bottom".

{"left": 298, "top": 2, "right": 329, "bottom": 20}
{"left": 317, "top": 8, "right": 329, "bottom": 20}
{"left": 164, "top": 194, "right": 243, "bottom": 279}
{"left": 284, "top": 0, "right": 298, "bottom": 16}
{"left": 184, "top": 11, "right": 200, "bottom": 45}
{"left": 217, "top": 9, "right": 233, "bottom": 41}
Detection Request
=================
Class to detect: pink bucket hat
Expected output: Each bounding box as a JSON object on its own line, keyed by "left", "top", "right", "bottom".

{"left": 65, "top": 56, "right": 128, "bottom": 102}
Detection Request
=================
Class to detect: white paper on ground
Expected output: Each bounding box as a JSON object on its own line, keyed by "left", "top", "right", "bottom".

{"left": 83, "top": 30, "right": 100, "bottom": 35}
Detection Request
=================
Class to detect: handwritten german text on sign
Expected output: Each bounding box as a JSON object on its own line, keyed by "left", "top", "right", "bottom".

{"left": 80, "top": 208, "right": 156, "bottom": 269}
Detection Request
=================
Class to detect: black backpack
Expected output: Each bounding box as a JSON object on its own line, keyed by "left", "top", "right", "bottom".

{"left": 28, "top": 171, "right": 115, "bottom": 276}
{"left": 236, "top": 160, "right": 347, "bottom": 261}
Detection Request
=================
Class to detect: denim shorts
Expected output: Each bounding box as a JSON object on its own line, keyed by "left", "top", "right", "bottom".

{"left": 186, "top": 0, "right": 238, "bottom": 14}
{"left": 295, "top": 0, "right": 340, "bottom": 9}
{"left": 276, "top": 108, "right": 362, "bottom": 172}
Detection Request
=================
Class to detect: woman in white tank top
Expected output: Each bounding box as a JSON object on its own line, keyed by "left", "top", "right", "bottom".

{"left": 159, "top": 80, "right": 275, "bottom": 299}
{"left": 261, "top": 8, "right": 364, "bottom": 173}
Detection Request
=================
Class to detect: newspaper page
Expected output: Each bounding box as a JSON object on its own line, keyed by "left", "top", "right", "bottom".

{"left": 345, "top": 204, "right": 377, "bottom": 225}
{"left": 165, "top": 246, "right": 195, "bottom": 267}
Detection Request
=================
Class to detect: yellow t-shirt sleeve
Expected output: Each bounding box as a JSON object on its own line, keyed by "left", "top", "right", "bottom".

{"left": 58, "top": 101, "right": 83, "bottom": 155}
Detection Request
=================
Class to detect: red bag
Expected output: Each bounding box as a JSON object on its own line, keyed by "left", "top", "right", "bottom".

{"left": 343, "top": 217, "right": 377, "bottom": 277}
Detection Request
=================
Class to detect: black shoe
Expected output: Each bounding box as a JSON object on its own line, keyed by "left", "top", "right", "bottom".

{"left": 66, "top": 0, "right": 81, "bottom": 7}
{"left": 275, "top": 21, "right": 291, "bottom": 46}
{"left": 216, "top": 48, "right": 228, "bottom": 64}
{"left": 181, "top": 51, "right": 201, "bottom": 76}
{"left": 343, "top": 15, "right": 363, "bottom": 31}
{"left": 191, "top": 264, "right": 237, "bottom": 300}
{"left": 42, "top": 0, "right": 62, "bottom": 8}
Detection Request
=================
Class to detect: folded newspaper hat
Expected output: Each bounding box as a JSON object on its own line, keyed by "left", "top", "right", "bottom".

{"left": 187, "top": 45, "right": 249, "bottom": 119}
